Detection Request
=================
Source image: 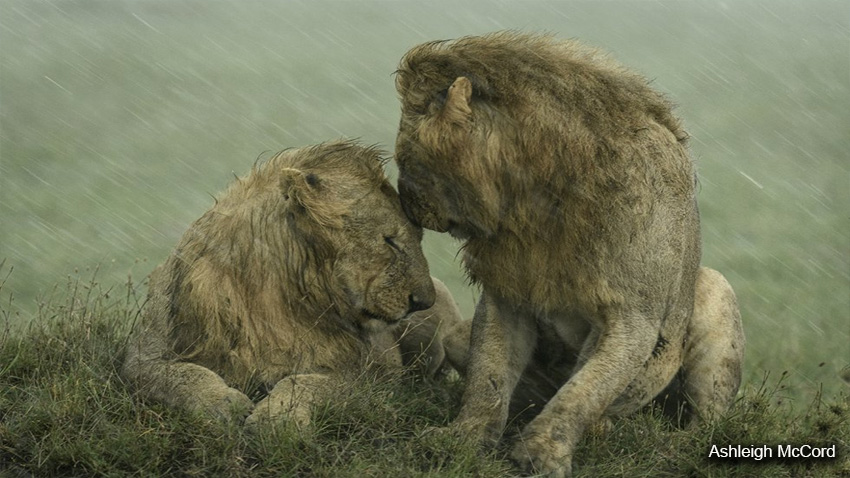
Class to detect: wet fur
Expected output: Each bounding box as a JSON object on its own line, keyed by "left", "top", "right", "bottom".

{"left": 394, "top": 32, "right": 744, "bottom": 476}
{"left": 122, "top": 140, "right": 467, "bottom": 427}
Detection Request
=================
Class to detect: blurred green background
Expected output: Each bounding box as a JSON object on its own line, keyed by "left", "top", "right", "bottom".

{"left": 1, "top": 0, "right": 847, "bottom": 403}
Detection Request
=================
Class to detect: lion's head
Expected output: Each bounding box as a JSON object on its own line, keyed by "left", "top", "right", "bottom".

{"left": 393, "top": 32, "right": 689, "bottom": 242}
{"left": 169, "top": 140, "right": 436, "bottom": 358}
{"left": 270, "top": 141, "right": 436, "bottom": 327}
{"left": 393, "top": 68, "right": 504, "bottom": 240}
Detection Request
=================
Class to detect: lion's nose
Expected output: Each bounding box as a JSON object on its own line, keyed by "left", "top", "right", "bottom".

{"left": 408, "top": 291, "right": 434, "bottom": 313}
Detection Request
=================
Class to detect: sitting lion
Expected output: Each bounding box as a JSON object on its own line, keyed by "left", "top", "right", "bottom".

{"left": 122, "top": 140, "right": 467, "bottom": 428}
{"left": 394, "top": 32, "right": 745, "bottom": 476}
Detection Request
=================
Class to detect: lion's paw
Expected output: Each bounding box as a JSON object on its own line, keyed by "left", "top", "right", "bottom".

{"left": 244, "top": 394, "right": 311, "bottom": 432}
{"left": 196, "top": 387, "right": 254, "bottom": 424}
{"left": 419, "top": 418, "right": 506, "bottom": 455}
{"left": 510, "top": 432, "right": 572, "bottom": 478}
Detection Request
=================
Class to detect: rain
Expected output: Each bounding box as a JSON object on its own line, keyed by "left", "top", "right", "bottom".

{"left": 0, "top": 0, "right": 847, "bottom": 407}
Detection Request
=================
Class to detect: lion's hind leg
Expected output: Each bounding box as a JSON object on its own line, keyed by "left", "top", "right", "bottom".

{"left": 678, "top": 267, "right": 745, "bottom": 424}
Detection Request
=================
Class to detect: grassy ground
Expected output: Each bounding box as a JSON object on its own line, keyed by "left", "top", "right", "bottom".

{"left": 1, "top": 0, "right": 848, "bottom": 475}
{"left": 0, "top": 268, "right": 847, "bottom": 477}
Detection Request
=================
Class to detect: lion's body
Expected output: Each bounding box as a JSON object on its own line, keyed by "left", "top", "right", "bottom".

{"left": 394, "top": 32, "right": 744, "bottom": 476}
{"left": 122, "top": 141, "right": 466, "bottom": 427}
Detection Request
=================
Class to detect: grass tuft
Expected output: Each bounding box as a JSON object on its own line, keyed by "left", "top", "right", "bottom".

{"left": 1, "top": 266, "right": 846, "bottom": 477}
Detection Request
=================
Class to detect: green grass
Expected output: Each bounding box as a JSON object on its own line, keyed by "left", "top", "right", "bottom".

{"left": 0, "top": 268, "right": 508, "bottom": 477}
{"left": 1, "top": 266, "right": 847, "bottom": 477}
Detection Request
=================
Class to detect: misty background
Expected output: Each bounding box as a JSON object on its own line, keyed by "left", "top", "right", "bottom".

{"left": 1, "top": 0, "right": 847, "bottom": 404}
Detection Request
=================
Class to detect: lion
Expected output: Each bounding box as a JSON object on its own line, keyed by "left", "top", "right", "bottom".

{"left": 393, "top": 32, "right": 745, "bottom": 476}
{"left": 122, "top": 140, "right": 468, "bottom": 429}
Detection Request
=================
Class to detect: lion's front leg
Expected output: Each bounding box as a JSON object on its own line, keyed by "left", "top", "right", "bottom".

{"left": 245, "top": 373, "right": 332, "bottom": 430}
{"left": 123, "top": 314, "right": 254, "bottom": 423}
{"left": 510, "top": 309, "right": 659, "bottom": 477}
{"left": 452, "top": 293, "right": 537, "bottom": 447}
{"left": 123, "top": 346, "right": 254, "bottom": 423}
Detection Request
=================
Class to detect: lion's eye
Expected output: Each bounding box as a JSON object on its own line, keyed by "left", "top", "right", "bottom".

{"left": 384, "top": 236, "right": 402, "bottom": 252}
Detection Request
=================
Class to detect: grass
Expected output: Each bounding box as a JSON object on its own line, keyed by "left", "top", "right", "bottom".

{"left": 1, "top": 265, "right": 848, "bottom": 477}
{"left": 0, "top": 266, "right": 509, "bottom": 477}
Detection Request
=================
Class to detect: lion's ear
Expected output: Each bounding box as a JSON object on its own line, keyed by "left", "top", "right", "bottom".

{"left": 280, "top": 168, "right": 310, "bottom": 202}
{"left": 280, "top": 168, "right": 342, "bottom": 228}
{"left": 442, "top": 76, "right": 473, "bottom": 123}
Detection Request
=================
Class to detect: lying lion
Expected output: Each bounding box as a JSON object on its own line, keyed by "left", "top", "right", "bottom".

{"left": 394, "top": 32, "right": 745, "bottom": 476}
{"left": 122, "top": 140, "right": 467, "bottom": 428}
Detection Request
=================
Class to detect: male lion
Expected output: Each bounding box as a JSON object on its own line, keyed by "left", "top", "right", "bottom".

{"left": 394, "top": 32, "right": 745, "bottom": 476}
{"left": 122, "top": 140, "right": 467, "bottom": 428}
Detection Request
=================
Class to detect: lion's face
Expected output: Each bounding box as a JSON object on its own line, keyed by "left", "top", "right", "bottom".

{"left": 271, "top": 142, "right": 436, "bottom": 327}
{"left": 395, "top": 149, "right": 460, "bottom": 234}
{"left": 395, "top": 75, "right": 503, "bottom": 240}
{"left": 332, "top": 181, "right": 436, "bottom": 327}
